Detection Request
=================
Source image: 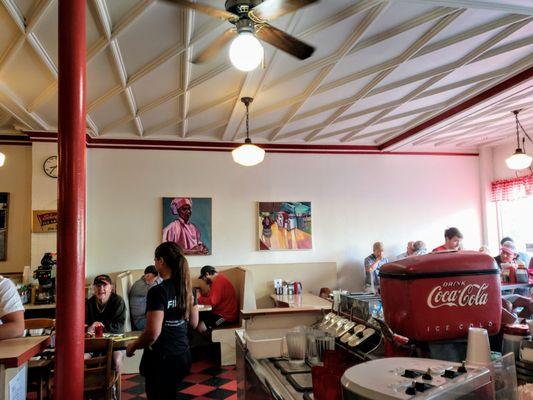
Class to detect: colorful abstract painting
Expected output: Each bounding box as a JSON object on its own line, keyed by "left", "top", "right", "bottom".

{"left": 162, "top": 197, "right": 212, "bottom": 256}
{"left": 258, "top": 202, "right": 312, "bottom": 250}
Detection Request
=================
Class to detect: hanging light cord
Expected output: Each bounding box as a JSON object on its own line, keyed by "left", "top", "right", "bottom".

{"left": 514, "top": 110, "right": 532, "bottom": 154}
{"left": 245, "top": 102, "right": 250, "bottom": 140}
{"left": 517, "top": 119, "right": 532, "bottom": 145}
{"left": 515, "top": 112, "right": 521, "bottom": 148}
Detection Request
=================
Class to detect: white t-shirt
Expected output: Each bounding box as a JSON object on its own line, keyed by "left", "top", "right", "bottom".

{"left": 0, "top": 276, "right": 24, "bottom": 323}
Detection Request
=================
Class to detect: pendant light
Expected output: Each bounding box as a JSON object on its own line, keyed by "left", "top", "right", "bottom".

{"left": 0, "top": 151, "right": 5, "bottom": 167}
{"left": 505, "top": 110, "right": 532, "bottom": 170}
{"left": 232, "top": 97, "right": 265, "bottom": 166}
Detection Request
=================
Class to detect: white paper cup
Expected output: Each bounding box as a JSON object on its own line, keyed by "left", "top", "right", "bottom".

{"left": 466, "top": 327, "right": 491, "bottom": 366}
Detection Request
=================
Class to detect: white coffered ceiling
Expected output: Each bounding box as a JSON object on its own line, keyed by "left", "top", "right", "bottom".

{"left": 0, "top": 0, "right": 532, "bottom": 152}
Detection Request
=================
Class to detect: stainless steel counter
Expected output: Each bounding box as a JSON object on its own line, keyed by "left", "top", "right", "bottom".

{"left": 236, "top": 330, "right": 309, "bottom": 400}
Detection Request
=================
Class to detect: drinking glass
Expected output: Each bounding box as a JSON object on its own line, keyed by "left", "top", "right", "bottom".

{"left": 315, "top": 334, "right": 335, "bottom": 363}
{"left": 306, "top": 329, "right": 322, "bottom": 364}
{"left": 286, "top": 331, "right": 306, "bottom": 366}
{"left": 95, "top": 325, "right": 104, "bottom": 338}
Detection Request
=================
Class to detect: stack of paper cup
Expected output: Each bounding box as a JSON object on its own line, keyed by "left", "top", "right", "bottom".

{"left": 22, "top": 266, "right": 32, "bottom": 285}
{"left": 466, "top": 327, "right": 491, "bottom": 366}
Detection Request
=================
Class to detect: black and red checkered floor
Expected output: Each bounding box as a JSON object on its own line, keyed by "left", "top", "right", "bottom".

{"left": 121, "top": 359, "right": 237, "bottom": 400}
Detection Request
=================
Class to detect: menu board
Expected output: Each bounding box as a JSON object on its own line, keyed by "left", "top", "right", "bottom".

{"left": 9, "top": 363, "right": 27, "bottom": 400}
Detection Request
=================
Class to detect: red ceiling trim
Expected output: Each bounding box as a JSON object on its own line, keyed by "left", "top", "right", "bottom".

{"left": 20, "top": 131, "right": 477, "bottom": 156}
{"left": 87, "top": 136, "right": 379, "bottom": 151}
{"left": 87, "top": 144, "right": 476, "bottom": 156}
{"left": 0, "top": 135, "right": 32, "bottom": 146}
{"left": 0, "top": 141, "right": 32, "bottom": 146}
{"left": 379, "top": 66, "right": 533, "bottom": 150}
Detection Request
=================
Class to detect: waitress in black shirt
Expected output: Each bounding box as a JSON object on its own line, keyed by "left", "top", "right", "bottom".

{"left": 126, "top": 242, "right": 199, "bottom": 399}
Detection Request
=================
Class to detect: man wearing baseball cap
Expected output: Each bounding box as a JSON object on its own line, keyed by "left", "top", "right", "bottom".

{"left": 86, "top": 274, "right": 126, "bottom": 335}
{"left": 197, "top": 266, "right": 238, "bottom": 333}
{"left": 494, "top": 240, "right": 518, "bottom": 269}
{"left": 86, "top": 274, "right": 127, "bottom": 372}
{"left": 498, "top": 237, "right": 530, "bottom": 266}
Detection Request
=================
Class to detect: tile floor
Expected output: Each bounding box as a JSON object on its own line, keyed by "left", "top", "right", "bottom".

{"left": 121, "top": 359, "right": 237, "bottom": 400}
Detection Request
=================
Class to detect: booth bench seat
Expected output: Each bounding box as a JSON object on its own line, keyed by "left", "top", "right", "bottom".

{"left": 111, "top": 266, "right": 255, "bottom": 371}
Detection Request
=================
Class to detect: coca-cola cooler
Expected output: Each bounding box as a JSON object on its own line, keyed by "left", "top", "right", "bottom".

{"left": 379, "top": 251, "right": 501, "bottom": 342}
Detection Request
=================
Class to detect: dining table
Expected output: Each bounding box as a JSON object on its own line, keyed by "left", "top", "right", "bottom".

{"left": 0, "top": 335, "right": 51, "bottom": 400}
{"left": 270, "top": 292, "right": 332, "bottom": 309}
{"left": 501, "top": 282, "right": 533, "bottom": 291}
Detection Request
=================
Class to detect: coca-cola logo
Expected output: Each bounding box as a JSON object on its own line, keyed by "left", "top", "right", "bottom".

{"left": 427, "top": 282, "right": 489, "bottom": 309}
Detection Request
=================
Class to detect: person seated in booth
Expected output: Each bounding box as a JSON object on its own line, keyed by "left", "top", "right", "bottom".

{"left": 412, "top": 240, "right": 427, "bottom": 256}
{"left": 396, "top": 241, "right": 414, "bottom": 260}
{"left": 0, "top": 275, "right": 24, "bottom": 340}
{"left": 364, "top": 242, "right": 388, "bottom": 293}
{"left": 196, "top": 266, "right": 238, "bottom": 333}
{"left": 85, "top": 274, "right": 127, "bottom": 371}
{"left": 129, "top": 265, "right": 162, "bottom": 330}
{"left": 496, "top": 237, "right": 530, "bottom": 267}
{"left": 494, "top": 241, "right": 518, "bottom": 270}
{"left": 479, "top": 245, "right": 491, "bottom": 255}
{"left": 397, "top": 240, "right": 427, "bottom": 259}
{"left": 432, "top": 227, "right": 463, "bottom": 252}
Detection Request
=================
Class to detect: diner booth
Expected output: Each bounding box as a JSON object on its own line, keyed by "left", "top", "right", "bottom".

{"left": 0, "top": 0, "right": 533, "bottom": 399}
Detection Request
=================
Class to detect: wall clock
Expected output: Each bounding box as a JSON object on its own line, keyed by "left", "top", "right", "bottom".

{"left": 43, "top": 156, "right": 58, "bottom": 178}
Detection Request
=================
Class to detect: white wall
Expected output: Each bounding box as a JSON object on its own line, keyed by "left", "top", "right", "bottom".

{"left": 31, "top": 142, "right": 58, "bottom": 266}
{"left": 491, "top": 139, "right": 525, "bottom": 181}
{"left": 87, "top": 149, "right": 483, "bottom": 291}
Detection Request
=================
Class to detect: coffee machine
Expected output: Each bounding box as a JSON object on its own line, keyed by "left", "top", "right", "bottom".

{"left": 33, "top": 252, "right": 56, "bottom": 304}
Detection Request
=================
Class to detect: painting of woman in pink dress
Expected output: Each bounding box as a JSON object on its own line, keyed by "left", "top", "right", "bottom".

{"left": 162, "top": 197, "right": 212, "bottom": 255}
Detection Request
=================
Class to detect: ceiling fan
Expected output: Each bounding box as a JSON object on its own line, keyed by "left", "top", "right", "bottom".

{"left": 163, "top": 0, "right": 318, "bottom": 71}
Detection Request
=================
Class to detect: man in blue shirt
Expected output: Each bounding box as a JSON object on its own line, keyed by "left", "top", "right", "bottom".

{"left": 364, "top": 242, "right": 388, "bottom": 293}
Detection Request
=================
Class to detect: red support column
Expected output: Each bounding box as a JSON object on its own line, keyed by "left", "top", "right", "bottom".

{"left": 55, "top": 0, "right": 86, "bottom": 399}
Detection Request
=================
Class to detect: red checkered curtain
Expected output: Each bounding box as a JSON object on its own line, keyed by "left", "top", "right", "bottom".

{"left": 491, "top": 174, "right": 533, "bottom": 201}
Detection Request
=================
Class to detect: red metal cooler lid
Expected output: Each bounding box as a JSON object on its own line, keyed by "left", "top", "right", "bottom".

{"left": 379, "top": 251, "right": 499, "bottom": 278}
{"left": 503, "top": 324, "right": 530, "bottom": 336}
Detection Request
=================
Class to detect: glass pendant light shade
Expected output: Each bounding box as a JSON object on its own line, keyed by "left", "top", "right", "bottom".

{"left": 506, "top": 110, "right": 533, "bottom": 170}
{"left": 232, "top": 138, "right": 265, "bottom": 166}
{"left": 229, "top": 32, "right": 263, "bottom": 72}
{"left": 232, "top": 96, "right": 265, "bottom": 166}
{"left": 0, "top": 151, "right": 5, "bottom": 167}
{"left": 506, "top": 148, "right": 532, "bottom": 170}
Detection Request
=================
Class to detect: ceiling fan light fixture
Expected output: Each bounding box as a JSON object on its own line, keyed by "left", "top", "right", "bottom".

{"left": 232, "top": 138, "right": 265, "bottom": 166}
{"left": 505, "top": 148, "right": 532, "bottom": 170}
{"left": 0, "top": 151, "right": 5, "bottom": 167}
{"left": 229, "top": 32, "right": 263, "bottom": 72}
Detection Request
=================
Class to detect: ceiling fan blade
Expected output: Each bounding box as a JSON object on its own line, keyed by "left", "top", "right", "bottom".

{"left": 162, "top": 0, "right": 238, "bottom": 21}
{"left": 249, "top": 0, "right": 318, "bottom": 21}
{"left": 192, "top": 28, "right": 237, "bottom": 64}
{"left": 256, "top": 24, "right": 314, "bottom": 60}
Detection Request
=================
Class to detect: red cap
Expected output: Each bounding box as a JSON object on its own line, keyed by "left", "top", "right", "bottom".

{"left": 503, "top": 324, "right": 530, "bottom": 336}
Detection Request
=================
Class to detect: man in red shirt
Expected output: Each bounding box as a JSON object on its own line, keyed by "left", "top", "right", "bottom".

{"left": 432, "top": 227, "right": 463, "bottom": 252}
{"left": 197, "top": 266, "right": 238, "bottom": 333}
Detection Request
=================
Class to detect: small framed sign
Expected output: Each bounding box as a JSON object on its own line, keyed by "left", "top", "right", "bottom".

{"left": 32, "top": 210, "right": 58, "bottom": 233}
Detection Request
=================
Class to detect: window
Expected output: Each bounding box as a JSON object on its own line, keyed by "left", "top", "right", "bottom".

{"left": 497, "top": 196, "right": 533, "bottom": 253}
